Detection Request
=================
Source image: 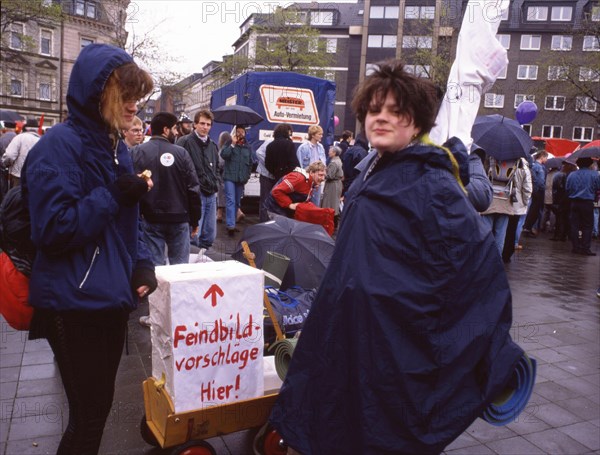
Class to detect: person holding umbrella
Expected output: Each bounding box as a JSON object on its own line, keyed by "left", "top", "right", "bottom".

{"left": 220, "top": 125, "right": 253, "bottom": 236}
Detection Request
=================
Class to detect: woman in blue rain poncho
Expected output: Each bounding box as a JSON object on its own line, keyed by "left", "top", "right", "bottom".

{"left": 270, "top": 60, "right": 523, "bottom": 455}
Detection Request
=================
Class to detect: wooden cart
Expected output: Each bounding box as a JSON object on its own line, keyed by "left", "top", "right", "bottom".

{"left": 140, "top": 374, "right": 285, "bottom": 455}
{"left": 140, "top": 242, "right": 288, "bottom": 455}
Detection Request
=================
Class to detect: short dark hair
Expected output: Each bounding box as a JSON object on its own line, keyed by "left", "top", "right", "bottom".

{"left": 194, "top": 110, "right": 213, "bottom": 123}
{"left": 273, "top": 123, "right": 293, "bottom": 139}
{"left": 342, "top": 130, "right": 353, "bottom": 140}
{"left": 351, "top": 60, "right": 439, "bottom": 135}
{"left": 151, "top": 112, "right": 178, "bottom": 135}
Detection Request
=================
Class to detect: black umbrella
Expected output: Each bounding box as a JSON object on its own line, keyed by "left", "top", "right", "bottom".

{"left": 232, "top": 215, "right": 335, "bottom": 290}
{"left": 0, "top": 109, "right": 25, "bottom": 122}
{"left": 545, "top": 157, "right": 564, "bottom": 170}
{"left": 471, "top": 115, "right": 532, "bottom": 161}
{"left": 565, "top": 146, "right": 599, "bottom": 164}
{"left": 212, "top": 105, "right": 263, "bottom": 126}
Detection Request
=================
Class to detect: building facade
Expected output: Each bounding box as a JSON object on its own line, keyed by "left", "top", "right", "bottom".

{"left": 1, "top": 0, "right": 130, "bottom": 129}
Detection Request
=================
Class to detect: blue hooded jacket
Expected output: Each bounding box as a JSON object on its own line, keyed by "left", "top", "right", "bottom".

{"left": 270, "top": 140, "right": 523, "bottom": 454}
{"left": 22, "top": 44, "right": 153, "bottom": 312}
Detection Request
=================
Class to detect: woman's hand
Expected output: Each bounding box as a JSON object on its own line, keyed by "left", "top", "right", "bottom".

{"left": 289, "top": 203, "right": 299, "bottom": 210}
{"left": 136, "top": 285, "right": 150, "bottom": 298}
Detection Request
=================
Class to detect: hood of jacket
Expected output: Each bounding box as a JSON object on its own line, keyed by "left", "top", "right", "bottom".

{"left": 66, "top": 44, "right": 133, "bottom": 133}
{"left": 353, "top": 132, "right": 369, "bottom": 150}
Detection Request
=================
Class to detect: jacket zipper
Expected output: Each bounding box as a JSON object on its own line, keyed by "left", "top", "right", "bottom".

{"left": 79, "top": 246, "right": 100, "bottom": 289}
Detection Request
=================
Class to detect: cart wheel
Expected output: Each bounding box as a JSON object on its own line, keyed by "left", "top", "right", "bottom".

{"left": 140, "top": 414, "right": 160, "bottom": 447}
{"left": 171, "top": 440, "right": 216, "bottom": 455}
{"left": 263, "top": 429, "right": 287, "bottom": 455}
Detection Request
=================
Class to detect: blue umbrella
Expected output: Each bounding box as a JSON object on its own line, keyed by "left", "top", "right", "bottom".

{"left": 471, "top": 115, "right": 533, "bottom": 161}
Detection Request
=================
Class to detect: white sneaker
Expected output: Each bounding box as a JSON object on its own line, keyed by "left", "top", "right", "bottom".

{"left": 139, "top": 315, "right": 151, "bottom": 327}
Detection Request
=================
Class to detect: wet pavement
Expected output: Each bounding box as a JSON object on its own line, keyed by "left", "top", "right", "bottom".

{"left": 1, "top": 210, "right": 599, "bottom": 455}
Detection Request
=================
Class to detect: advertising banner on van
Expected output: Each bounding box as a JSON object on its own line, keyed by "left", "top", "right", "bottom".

{"left": 210, "top": 72, "right": 336, "bottom": 153}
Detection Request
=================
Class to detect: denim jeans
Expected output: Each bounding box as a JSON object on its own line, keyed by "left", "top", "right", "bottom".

{"left": 143, "top": 221, "right": 190, "bottom": 265}
{"left": 193, "top": 193, "right": 217, "bottom": 249}
{"left": 482, "top": 213, "right": 509, "bottom": 254}
{"left": 224, "top": 180, "right": 244, "bottom": 229}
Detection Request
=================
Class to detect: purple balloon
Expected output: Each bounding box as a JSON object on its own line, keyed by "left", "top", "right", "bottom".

{"left": 515, "top": 101, "right": 537, "bottom": 125}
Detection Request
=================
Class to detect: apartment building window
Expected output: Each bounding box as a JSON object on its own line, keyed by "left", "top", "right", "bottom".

{"left": 323, "top": 71, "right": 335, "bottom": 81}
{"left": 576, "top": 96, "right": 597, "bottom": 112}
{"left": 368, "top": 35, "right": 396, "bottom": 48}
{"left": 405, "top": 6, "right": 435, "bottom": 19}
{"left": 542, "top": 125, "right": 562, "bottom": 138}
{"left": 404, "top": 65, "right": 431, "bottom": 78}
{"left": 288, "top": 40, "right": 298, "bottom": 53}
{"left": 10, "top": 72, "right": 24, "bottom": 97}
{"left": 517, "top": 65, "right": 538, "bottom": 80}
{"left": 496, "top": 34, "right": 510, "bottom": 49}
{"left": 484, "top": 93, "right": 504, "bottom": 108}
{"left": 579, "top": 67, "right": 600, "bottom": 81}
{"left": 40, "top": 29, "right": 52, "bottom": 55}
{"left": 551, "top": 35, "right": 572, "bottom": 51}
{"left": 80, "top": 37, "right": 95, "bottom": 49}
{"left": 583, "top": 35, "right": 600, "bottom": 51}
{"left": 371, "top": 6, "right": 399, "bottom": 19}
{"left": 326, "top": 38, "right": 337, "bottom": 53}
{"left": 522, "top": 124, "right": 532, "bottom": 135}
{"left": 520, "top": 35, "right": 541, "bottom": 50}
{"left": 545, "top": 95, "right": 565, "bottom": 110}
{"left": 75, "top": 1, "right": 97, "bottom": 19}
{"left": 402, "top": 36, "right": 432, "bottom": 49}
{"left": 573, "top": 127, "right": 594, "bottom": 141}
{"left": 548, "top": 66, "right": 568, "bottom": 80}
{"left": 310, "top": 11, "right": 334, "bottom": 25}
{"left": 10, "top": 23, "right": 24, "bottom": 50}
{"left": 592, "top": 6, "right": 600, "bottom": 21}
{"left": 497, "top": 66, "right": 507, "bottom": 79}
{"left": 515, "top": 94, "right": 535, "bottom": 108}
{"left": 308, "top": 38, "right": 318, "bottom": 53}
{"left": 527, "top": 6, "right": 548, "bottom": 21}
{"left": 39, "top": 82, "right": 52, "bottom": 101}
{"left": 551, "top": 7, "right": 572, "bottom": 21}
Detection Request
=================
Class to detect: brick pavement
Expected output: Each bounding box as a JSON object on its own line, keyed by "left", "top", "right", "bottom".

{"left": 1, "top": 214, "right": 598, "bottom": 455}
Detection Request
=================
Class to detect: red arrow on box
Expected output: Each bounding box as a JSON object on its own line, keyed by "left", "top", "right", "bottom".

{"left": 203, "top": 284, "right": 224, "bottom": 307}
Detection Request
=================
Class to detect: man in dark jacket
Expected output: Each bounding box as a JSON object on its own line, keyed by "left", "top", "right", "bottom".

{"left": 566, "top": 157, "right": 600, "bottom": 255}
{"left": 523, "top": 150, "right": 548, "bottom": 236}
{"left": 133, "top": 112, "right": 201, "bottom": 265}
{"left": 341, "top": 132, "right": 369, "bottom": 195}
{"left": 177, "top": 110, "right": 219, "bottom": 250}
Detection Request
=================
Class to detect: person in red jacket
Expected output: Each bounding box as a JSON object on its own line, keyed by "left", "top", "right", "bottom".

{"left": 263, "top": 161, "right": 326, "bottom": 218}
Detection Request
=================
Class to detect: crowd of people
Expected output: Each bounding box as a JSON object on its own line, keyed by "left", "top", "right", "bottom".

{"left": 1, "top": 42, "right": 599, "bottom": 455}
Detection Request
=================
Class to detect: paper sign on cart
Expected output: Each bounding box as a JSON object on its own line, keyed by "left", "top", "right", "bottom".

{"left": 150, "top": 261, "right": 264, "bottom": 413}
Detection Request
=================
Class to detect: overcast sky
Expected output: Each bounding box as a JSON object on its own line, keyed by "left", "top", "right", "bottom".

{"left": 125, "top": 0, "right": 355, "bottom": 77}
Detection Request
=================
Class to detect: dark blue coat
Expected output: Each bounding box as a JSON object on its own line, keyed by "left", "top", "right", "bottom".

{"left": 22, "top": 44, "right": 153, "bottom": 312}
{"left": 270, "top": 140, "right": 523, "bottom": 454}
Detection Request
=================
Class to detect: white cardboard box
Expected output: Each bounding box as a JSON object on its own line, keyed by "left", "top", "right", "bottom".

{"left": 150, "top": 261, "right": 265, "bottom": 413}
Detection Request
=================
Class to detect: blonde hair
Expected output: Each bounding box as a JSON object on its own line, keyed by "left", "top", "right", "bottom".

{"left": 307, "top": 125, "right": 323, "bottom": 140}
{"left": 101, "top": 63, "right": 153, "bottom": 132}
{"left": 307, "top": 161, "right": 326, "bottom": 173}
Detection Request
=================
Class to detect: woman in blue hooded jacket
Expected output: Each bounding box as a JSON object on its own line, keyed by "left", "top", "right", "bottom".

{"left": 22, "top": 44, "right": 155, "bottom": 454}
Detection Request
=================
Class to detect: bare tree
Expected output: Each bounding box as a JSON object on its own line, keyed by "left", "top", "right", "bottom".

{"left": 1, "top": 0, "right": 62, "bottom": 50}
